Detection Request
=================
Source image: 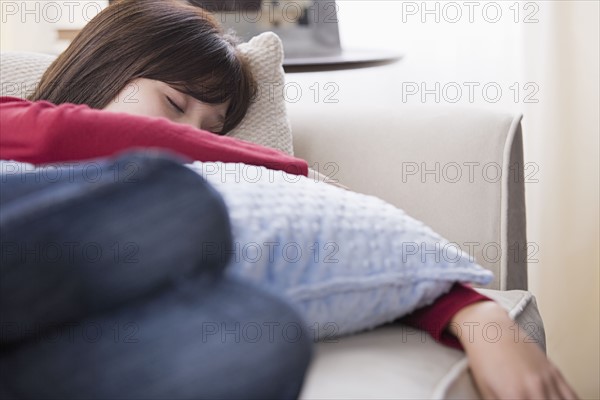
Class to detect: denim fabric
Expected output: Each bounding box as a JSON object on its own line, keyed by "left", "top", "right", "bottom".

{"left": 0, "top": 151, "right": 312, "bottom": 399}
{"left": 1, "top": 151, "right": 233, "bottom": 344}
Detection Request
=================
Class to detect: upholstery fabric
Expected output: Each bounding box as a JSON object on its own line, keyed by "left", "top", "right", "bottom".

{"left": 289, "top": 102, "right": 528, "bottom": 291}
{"left": 298, "top": 288, "right": 545, "bottom": 400}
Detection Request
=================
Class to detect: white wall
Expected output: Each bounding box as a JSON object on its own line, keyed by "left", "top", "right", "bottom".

{"left": 327, "top": 2, "right": 599, "bottom": 398}
{"left": 0, "top": 0, "right": 108, "bottom": 54}
{"left": 520, "top": 2, "right": 599, "bottom": 398}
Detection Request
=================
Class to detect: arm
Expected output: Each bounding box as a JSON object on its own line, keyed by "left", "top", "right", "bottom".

{"left": 398, "top": 282, "right": 494, "bottom": 351}
{"left": 400, "top": 282, "right": 579, "bottom": 399}
{"left": 0, "top": 97, "right": 308, "bottom": 176}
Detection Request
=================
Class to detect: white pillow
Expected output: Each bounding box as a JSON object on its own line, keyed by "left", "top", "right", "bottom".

{"left": 187, "top": 161, "right": 495, "bottom": 339}
{"left": 227, "top": 32, "right": 294, "bottom": 155}
{"left": 0, "top": 51, "right": 56, "bottom": 99}
{"left": 0, "top": 32, "right": 294, "bottom": 155}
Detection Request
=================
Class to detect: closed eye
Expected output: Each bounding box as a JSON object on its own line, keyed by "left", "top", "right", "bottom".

{"left": 209, "top": 125, "right": 225, "bottom": 135}
{"left": 166, "top": 96, "right": 184, "bottom": 114}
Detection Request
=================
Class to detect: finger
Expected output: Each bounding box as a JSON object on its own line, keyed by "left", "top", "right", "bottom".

{"left": 478, "top": 383, "right": 497, "bottom": 400}
{"left": 545, "top": 368, "right": 565, "bottom": 400}
{"left": 558, "top": 380, "right": 580, "bottom": 400}
{"left": 546, "top": 381, "right": 562, "bottom": 400}
{"left": 471, "top": 371, "right": 496, "bottom": 400}
{"left": 540, "top": 376, "right": 561, "bottom": 400}
{"left": 552, "top": 368, "right": 580, "bottom": 399}
{"left": 527, "top": 370, "right": 557, "bottom": 400}
{"left": 469, "top": 369, "right": 496, "bottom": 400}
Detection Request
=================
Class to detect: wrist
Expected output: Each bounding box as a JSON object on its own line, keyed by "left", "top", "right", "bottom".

{"left": 447, "top": 301, "right": 513, "bottom": 344}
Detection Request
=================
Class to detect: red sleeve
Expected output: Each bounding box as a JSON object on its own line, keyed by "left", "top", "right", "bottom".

{"left": 397, "top": 282, "right": 495, "bottom": 351}
{"left": 0, "top": 97, "right": 308, "bottom": 176}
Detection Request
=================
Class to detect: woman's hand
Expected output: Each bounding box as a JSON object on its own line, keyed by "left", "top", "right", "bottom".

{"left": 448, "top": 301, "right": 580, "bottom": 400}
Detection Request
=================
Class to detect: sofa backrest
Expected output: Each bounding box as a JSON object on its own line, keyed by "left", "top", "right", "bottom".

{"left": 288, "top": 101, "right": 528, "bottom": 291}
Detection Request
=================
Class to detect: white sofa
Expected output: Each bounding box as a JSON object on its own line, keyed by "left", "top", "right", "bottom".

{"left": 288, "top": 100, "right": 545, "bottom": 399}
{"left": 1, "top": 52, "right": 546, "bottom": 399}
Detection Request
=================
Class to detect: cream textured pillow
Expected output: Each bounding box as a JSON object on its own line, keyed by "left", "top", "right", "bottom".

{"left": 0, "top": 51, "right": 56, "bottom": 99}
{"left": 227, "top": 32, "right": 294, "bottom": 155}
{"left": 0, "top": 31, "right": 294, "bottom": 155}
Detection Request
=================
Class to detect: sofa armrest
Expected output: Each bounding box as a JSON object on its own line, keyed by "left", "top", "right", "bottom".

{"left": 288, "top": 103, "right": 527, "bottom": 291}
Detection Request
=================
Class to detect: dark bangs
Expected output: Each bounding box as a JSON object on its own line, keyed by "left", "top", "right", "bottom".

{"left": 31, "top": 0, "right": 256, "bottom": 134}
{"left": 138, "top": 2, "right": 256, "bottom": 134}
{"left": 162, "top": 46, "right": 256, "bottom": 135}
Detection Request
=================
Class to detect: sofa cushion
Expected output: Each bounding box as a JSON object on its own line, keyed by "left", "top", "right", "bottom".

{"left": 289, "top": 101, "right": 527, "bottom": 291}
{"left": 298, "top": 288, "right": 545, "bottom": 400}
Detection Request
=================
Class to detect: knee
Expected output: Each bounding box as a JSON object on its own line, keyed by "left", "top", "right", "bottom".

{"left": 103, "top": 150, "right": 234, "bottom": 276}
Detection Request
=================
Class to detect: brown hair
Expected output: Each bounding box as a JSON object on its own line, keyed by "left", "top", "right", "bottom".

{"left": 29, "top": 0, "right": 256, "bottom": 134}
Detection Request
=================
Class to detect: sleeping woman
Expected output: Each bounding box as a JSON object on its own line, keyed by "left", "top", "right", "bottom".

{"left": 0, "top": 0, "right": 578, "bottom": 399}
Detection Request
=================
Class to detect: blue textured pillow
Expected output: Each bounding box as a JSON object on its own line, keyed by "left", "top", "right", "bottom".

{"left": 187, "top": 162, "right": 494, "bottom": 340}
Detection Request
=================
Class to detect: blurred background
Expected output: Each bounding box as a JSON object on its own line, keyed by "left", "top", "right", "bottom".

{"left": 1, "top": 1, "right": 598, "bottom": 398}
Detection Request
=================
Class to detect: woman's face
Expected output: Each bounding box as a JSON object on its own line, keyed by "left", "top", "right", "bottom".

{"left": 104, "top": 78, "right": 229, "bottom": 134}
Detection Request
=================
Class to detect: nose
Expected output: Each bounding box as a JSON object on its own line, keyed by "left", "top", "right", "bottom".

{"left": 186, "top": 106, "right": 223, "bottom": 133}
{"left": 175, "top": 113, "right": 206, "bottom": 132}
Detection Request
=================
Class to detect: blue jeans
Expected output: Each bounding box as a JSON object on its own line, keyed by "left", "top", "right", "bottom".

{"left": 0, "top": 151, "right": 313, "bottom": 399}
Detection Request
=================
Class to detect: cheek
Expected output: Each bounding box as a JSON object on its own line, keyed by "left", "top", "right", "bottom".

{"left": 123, "top": 100, "right": 164, "bottom": 118}
{"left": 104, "top": 85, "right": 166, "bottom": 118}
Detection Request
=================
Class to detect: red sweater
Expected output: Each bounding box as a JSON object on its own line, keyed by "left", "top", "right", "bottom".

{"left": 397, "top": 282, "right": 493, "bottom": 350}
{"left": 0, "top": 97, "right": 308, "bottom": 176}
{"left": 0, "top": 96, "right": 495, "bottom": 351}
